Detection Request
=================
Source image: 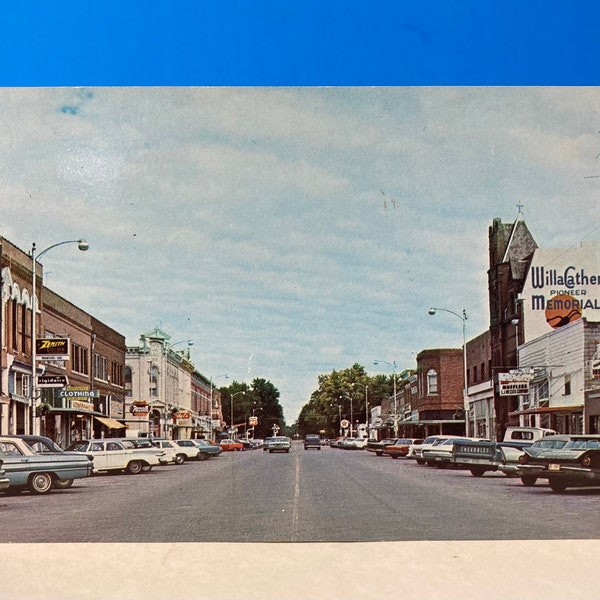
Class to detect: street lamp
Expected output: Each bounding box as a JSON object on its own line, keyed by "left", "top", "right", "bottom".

{"left": 209, "top": 374, "right": 228, "bottom": 438}
{"left": 428, "top": 307, "right": 468, "bottom": 435}
{"left": 169, "top": 339, "right": 193, "bottom": 358}
{"left": 330, "top": 403, "right": 342, "bottom": 437}
{"left": 339, "top": 392, "right": 353, "bottom": 437}
{"left": 350, "top": 382, "right": 369, "bottom": 438}
{"left": 230, "top": 391, "right": 245, "bottom": 437}
{"left": 374, "top": 359, "right": 398, "bottom": 436}
{"left": 30, "top": 239, "right": 89, "bottom": 435}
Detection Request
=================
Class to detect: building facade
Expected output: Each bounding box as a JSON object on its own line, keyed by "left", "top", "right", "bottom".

{"left": 1, "top": 236, "right": 127, "bottom": 444}
{"left": 125, "top": 327, "right": 223, "bottom": 440}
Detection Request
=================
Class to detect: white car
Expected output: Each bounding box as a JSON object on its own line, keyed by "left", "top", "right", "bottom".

{"left": 151, "top": 439, "right": 185, "bottom": 464}
{"left": 342, "top": 437, "right": 368, "bottom": 449}
{"left": 422, "top": 437, "right": 488, "bottom": 468}
{"left": 66, "top": 439, "right": 163, "bottom": 474}
{"left": 172, "top": 439, "right": 203, "bottom": 461}
{"left": 409, "top": 435, "right": 456, "bottom": 464}
{"left": 268, "top": 437, "right": 292, "bottom": 453}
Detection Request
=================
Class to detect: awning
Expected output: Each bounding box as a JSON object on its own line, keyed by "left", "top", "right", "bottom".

{"left": 510, "top": 405, "right": 583, "bottom": 417}
{"left": 94, "top": 416, "right": 127, "bottom": 429}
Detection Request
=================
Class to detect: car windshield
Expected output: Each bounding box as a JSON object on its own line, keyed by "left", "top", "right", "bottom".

{"left": 272, "top": 437, "right": 289, "bottom": 442}
{"left": 66, "top": 441, "right": 89, "bottom": 452}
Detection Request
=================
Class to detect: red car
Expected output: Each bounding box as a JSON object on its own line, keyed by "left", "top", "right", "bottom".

{"left": 218, "top": 438, "right": 244, "bottom": 451}
{"left": 384, "top": 438, "right": 423, "bottom": 459}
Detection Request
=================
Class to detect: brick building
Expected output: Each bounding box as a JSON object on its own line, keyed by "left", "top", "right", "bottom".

{"left": 1, "top": 235, "right": 127, "bottom": 443}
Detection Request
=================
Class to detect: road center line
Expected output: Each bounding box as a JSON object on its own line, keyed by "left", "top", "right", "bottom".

{"left": 290, "top": 451, "right": 300, "bottom": 541}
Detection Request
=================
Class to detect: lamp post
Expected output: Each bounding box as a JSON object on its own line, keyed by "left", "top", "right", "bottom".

{"left": 428, "top": 307, "right": 468, "bottom": 435}
{"left": 374, "top": 359, "right": 398, "bottom": 436}
{"left": 247, "top": 405, "right": 262, "bottom": 439}
{"left": 330, "top": 403, "right": 342, "bottom": 437}
{"left": 169, "top": 339, "right": 193, "bottom": 358}
{"left": 339, "top": 393, "right": 353, "bottom": 436}
{"left": 210, "top": 374, "right": 228, "bottom": 439}
{"left": 230, "top": 391, "right": 245, "bottom": 437}
{"left": 30, "top": 239, "right": 89, "bottom": 435}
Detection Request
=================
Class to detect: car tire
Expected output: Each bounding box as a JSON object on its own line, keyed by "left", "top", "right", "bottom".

{"left": 416, "top": 458, "right": 426, "bottom": 465}
{"left": 197, "top": 453, "right": 208, "bottom": 461}
{"left": 549, "top": 479, "right": 568, "bottom": 493}
{"left": 127, "top": 460, "right": 144, "bottom": 475}
{"left": 520, "top": 475, "right": 537, "bottom": 486}
{"left": 470, "top": 468, "right": 486, "bottom": 477}
{"left": 28, "top": 472, "right": 53, "bottom": 494}
{"left": 376, "top": 451, "right": 383, "bottom": 456}
{"left": 391, "top": 455, "right": 398, "bottom": 459}
{"left": 175, "top": 454, "right": 185, "bottom": 465}
{"left": 53, "top": 478, "right": 74, "bottom": 489}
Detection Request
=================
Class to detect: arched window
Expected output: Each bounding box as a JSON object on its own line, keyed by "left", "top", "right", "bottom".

{"left": 427, "top": 369, "right": 438, "bottom": 395}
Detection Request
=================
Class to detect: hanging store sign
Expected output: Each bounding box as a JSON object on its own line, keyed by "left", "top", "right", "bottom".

{"left": 71, "top": 400, "right": 94, "bottom": 411}
{"left": 130, "top": 401, "right": 150, "bottom": 416}
{"left": 498, "top": 371, "right": 534, "bottom": 396}
{"left": 37, "top": 375, "right": 69, "bottom": 388}
{"left": 59, "top": 389, "right": 100, "bottom": 398}
{"left": 36, "top": 338, "right": 70, "bottom": 361}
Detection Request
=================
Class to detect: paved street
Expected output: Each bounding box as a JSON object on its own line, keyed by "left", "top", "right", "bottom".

{"left": 1, "top": 441, "right": 599, "bottom": 543}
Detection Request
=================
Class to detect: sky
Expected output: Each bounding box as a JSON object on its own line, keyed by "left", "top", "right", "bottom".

{"left": 1, "top": 86, "right": 599, "bottom": 423}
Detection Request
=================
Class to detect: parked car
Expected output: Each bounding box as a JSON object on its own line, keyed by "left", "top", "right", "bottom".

{"left": 517, "top": 434, "right": 600, "bottom": 492}
{"left": 5, "top": 433, "right": 96, "bottom": 488}
{"left": 219, "top": 439, "right": 244, "bottom": 451}
{"left": 192, "top": 439, "right": 223, "bottom": 458}
{"left": 150, "top": 439, "right": 183, "bottom": 464}
{"left": 366, "top": 438, "right": 399, "bottom": 456}
{"left": 236, "top": 438, "right": 255, "bottom": 451}
{"left": 110, "top": 437, "right": 172, "bottom": 464}
{"left": 422, "top": 437, "right": 485, "bottom": 468}
{"left": 0, "top": 436, "right": 93, "bottom": 494}
{"left": 498, "top": 435, "right": 572, "bottom": 483}
{"left": 268, "top": 436, "right": 292, "bottom": 453}
{"left": 171, "top": 439, "right": 206, "bottom": 460}
{"left": 65, "top": 439, "right": 163, "bottom": 474}
{"left": 410, "top": 435, "right": 456, "bottom": 465}
{"left": 304, "top": 434, "right": 322, "bottom": 450}
{"left": 263, "top": 437, "right": 274, "bottom": 451}
{"left": 384, "top": 438, "right": 424, "bottom": 459}
{"left": 342, "top": 437, "right": 368, "bottom": 449}
{"left": 0, "top": 459, "right": 9, "bottom": 492}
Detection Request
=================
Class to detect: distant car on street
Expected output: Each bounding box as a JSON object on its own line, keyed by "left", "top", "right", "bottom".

{"left": 304, "top": 434, "right": 321, "bottom": 450}
{"left": 192, "top": 439, "right": 223, "bottom": 458}
{"left": 219, "top": 439, "right": 244, "bottom": 452}
{"left": 268, "top": 436, "right": 291, "bottom": 453}
{"left": 384, "top": 438, "right": 424, "bottom": 459}
{"left": 366, "top": 438, "right": 399, "bottom": 456}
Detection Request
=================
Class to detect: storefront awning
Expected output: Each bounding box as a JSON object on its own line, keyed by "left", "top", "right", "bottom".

{"left": 94, "top": 416, "right": 127, "bottom": 429}
{"left": 509, "top": 405, "right": 583, "bottom": 417}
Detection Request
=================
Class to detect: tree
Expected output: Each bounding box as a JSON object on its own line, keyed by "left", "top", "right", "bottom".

{"left": 220, "top": 378, "right": 286, "bottom": 439}
{"left": 295, "top": 364, "right": 397, "bottom": 438}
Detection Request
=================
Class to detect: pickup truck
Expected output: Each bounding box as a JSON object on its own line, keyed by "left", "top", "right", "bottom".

{"left": 450, "top": 427, "right": 557, "bottom": 477}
